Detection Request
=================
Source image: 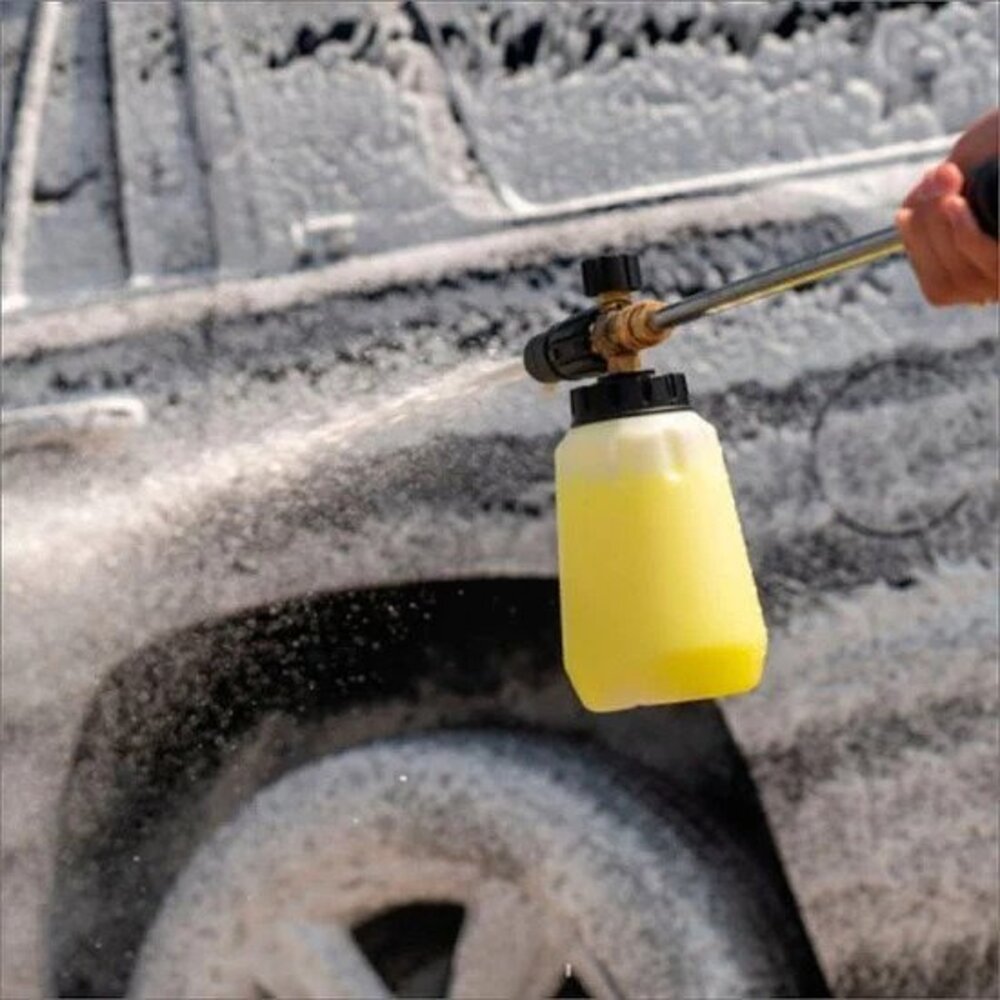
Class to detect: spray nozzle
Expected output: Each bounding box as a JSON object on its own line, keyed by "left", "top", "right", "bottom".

{"left": 523, "top": 253, "right": 672, "bottom": 384}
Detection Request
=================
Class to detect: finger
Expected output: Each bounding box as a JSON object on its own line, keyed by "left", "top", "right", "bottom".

{"left": 897, "top": 206, "right": 949, "bottom": 305}
{"left": 897, "top": 202, "right": 971, "bottom": 306}
{"left": 942, "top": 194, "right": 1000, "bottom": 297}
{"left": 903, "top": 161, "right": 963, "bottom": 209}
{"left": 916, "top": 199, "right": 987, "bottom": 304}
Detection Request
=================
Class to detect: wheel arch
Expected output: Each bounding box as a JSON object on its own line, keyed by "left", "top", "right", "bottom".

{"left": 49, "top": 576, "right": 823, "bottom": 995}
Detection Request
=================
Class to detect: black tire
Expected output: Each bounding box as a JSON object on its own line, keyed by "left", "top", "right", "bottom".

{"left": 131, "top": 730, "right": 811, "bottom": 998}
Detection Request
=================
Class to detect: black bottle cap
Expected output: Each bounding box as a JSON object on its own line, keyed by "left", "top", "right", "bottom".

{"left": 570, "top": 370, "right": 690, "bottom": 427}
{"left": 581, "top": 254, "right": 642, "bottom": 296}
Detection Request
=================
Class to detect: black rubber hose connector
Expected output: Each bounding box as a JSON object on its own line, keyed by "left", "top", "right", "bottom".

{"left": 964, "top": 158, "right": 998, "bottom": 240}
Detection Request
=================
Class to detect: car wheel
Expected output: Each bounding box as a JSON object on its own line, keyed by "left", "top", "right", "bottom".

{"left": 130, "top": 730, "right": 806, "bottom": 998}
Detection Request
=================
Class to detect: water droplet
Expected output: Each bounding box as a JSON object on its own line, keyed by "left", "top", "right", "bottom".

{"left": 398, "top": 774, "right": 408, "bottom": 783}
{"left": 565, "top": 962, "right": 573, "bottom": 978}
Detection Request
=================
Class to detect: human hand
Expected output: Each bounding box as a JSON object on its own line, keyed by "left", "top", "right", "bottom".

{"left": 895, "top": 108, "right": 998, "bottom": 306}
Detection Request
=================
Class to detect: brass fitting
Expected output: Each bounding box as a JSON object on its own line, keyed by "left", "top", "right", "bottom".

{"left": 590, "top": 298, "right": 672, "bottom": 373}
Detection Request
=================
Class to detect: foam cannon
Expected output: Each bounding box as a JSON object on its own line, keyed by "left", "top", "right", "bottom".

{"left": 525, "top": 159, "right": 996, "bottom": 714}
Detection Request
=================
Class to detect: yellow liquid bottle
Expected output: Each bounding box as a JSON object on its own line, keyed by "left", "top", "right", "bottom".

{"left": 555, "top": 371, "right": 767, "bottom": 712}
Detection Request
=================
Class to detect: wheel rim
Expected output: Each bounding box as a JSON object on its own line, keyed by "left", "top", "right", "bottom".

{"left": 200, "top": 876, "right": 616, "bottom": 999}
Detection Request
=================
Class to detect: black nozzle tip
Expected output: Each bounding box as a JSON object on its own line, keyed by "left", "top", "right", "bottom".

{"left": 523, "top": 332, "right": 560, "bottom": 383}
{"left": 522, "top": 307, "right": 605, "bottom": 383}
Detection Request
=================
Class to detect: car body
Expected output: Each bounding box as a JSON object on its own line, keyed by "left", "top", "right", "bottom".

{"left": 2, "top": 2, "right": 997, "bottom": 996}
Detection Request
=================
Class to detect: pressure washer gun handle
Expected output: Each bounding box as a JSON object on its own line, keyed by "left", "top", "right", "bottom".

{"left": 965, "top": 157, "right": 998, "bottom": 239}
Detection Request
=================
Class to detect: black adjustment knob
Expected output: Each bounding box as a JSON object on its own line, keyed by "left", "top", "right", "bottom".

{"left": 581, "top": 254, "right": 642, "bottom": 296}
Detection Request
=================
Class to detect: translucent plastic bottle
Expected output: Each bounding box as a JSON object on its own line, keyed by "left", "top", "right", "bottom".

{"left": 555, "top": 370, "right": 767, "bottom": 712}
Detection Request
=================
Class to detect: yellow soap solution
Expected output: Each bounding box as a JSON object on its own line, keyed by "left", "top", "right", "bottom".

{"left": 556, "top": 377, "right": 766, "bottom": 712}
